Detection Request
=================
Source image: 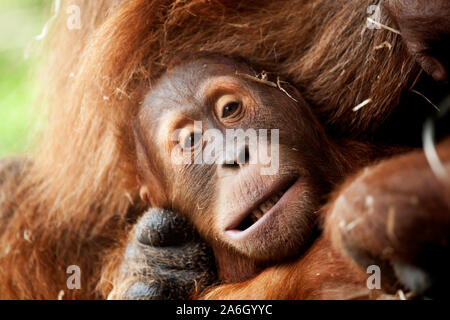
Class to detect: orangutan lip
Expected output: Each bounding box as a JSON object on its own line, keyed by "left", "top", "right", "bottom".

{"left": 225, "top": 176, "right": 299, "bottom": 232}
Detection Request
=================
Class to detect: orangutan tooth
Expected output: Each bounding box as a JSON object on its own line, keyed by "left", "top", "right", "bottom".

{"left": 253, "top": 209, "right": 264, "bottom": 220}
{"left": 266, "top": 199, "right": 276, "bottom": 208}
{"left": 263, "top": 199, "right": 276, "bottom": 212}
{"left": 259, "top": 202, "right": 269, "bottom": 213}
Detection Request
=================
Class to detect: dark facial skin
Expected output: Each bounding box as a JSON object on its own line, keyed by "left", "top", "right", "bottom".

{"left": 135, "top": 55, "right": 342, "bottom": 281}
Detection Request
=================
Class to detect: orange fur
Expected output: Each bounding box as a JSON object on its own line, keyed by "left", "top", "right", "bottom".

{"left": 0, "top": 0, "right": 425, "bottom": 299}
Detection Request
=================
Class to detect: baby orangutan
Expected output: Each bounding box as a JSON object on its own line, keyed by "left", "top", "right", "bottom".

{"left": 107, "top": 54, "right": 395, "bottom": 299}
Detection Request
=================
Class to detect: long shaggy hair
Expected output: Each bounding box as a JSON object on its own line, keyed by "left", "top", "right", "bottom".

{"left": 0, "top": 0, "right": 418, "bottom": 299}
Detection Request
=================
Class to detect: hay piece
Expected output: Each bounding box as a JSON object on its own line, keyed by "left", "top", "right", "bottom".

{"left": 236, "top": 71, "right": 299, "bottom": 102}
{"left": 353, "top": 98, "right": 372, "bottom": 112}
{"left": 277, "top": 77, "right": 298, "bottom": 102}
{"left": 235, "top": 71, "right": 277, "bottom": 88}
{"left": 23, "top": 230, "right": 33, "bottom": 243}
{"left": 374, "top": 41, "right": 392, "bottom": 50}
{"left": 409, "top": 69, "right": 424, "bottom": 91}
{"left": 367, "top": 18, "right": 401, "bottom": 35}
{"left": 410, "top": 89, "right": 440, "bottom": 111}
{"left": 396, "top": 289, "right": 407, "bottom": 300}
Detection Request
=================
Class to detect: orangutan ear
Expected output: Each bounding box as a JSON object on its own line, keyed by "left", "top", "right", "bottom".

{"left": 137, "top": 173, "right": 169, "bottom": 208}
{"left": 138, "top": 175, "right": 169, "bottom": 208}
{"left": 134, "top": 123, "right": 169, "bottom": 208}
{"left": 139, "top": 185, "right": 151, "bottom": 204}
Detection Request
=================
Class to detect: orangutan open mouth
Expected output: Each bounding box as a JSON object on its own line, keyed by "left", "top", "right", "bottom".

{"left": 231, "top": 176, "right": 299, "bottom": 232}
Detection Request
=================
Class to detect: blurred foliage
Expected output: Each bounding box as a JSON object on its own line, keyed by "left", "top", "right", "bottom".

{"left": 0, "top": 0, "right": 49, "bottom": 156}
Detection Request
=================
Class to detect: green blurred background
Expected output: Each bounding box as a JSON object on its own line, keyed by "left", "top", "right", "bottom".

{"left": 0, "top": 0, "right": 48, "bottom": 157}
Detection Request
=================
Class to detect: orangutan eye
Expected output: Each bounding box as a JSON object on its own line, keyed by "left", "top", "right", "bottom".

{"left": 183, "top": 131, "right": 202, "bottom": 150}
{"left": 222, "top": 102, "right": 241, "bottom": 118}
{"left": 216, "top": 94, "right": 243, "bottom": 120}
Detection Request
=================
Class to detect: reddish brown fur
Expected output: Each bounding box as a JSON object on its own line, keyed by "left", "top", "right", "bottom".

{"left": 200, "top": 237, "right": 371, "bottom": 300}
{"left": 0, "top": 0, "right": 446, "bottom": 299}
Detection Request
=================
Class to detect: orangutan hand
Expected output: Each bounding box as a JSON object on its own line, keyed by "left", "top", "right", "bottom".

{"left": 326, "top": 136, "right": 450, "bottom": 298}
{"left": 115, "top": 209, "right": 217, "bottom": 300}
{"left": 386, "top": 0, "right": 450, "bottom": 82}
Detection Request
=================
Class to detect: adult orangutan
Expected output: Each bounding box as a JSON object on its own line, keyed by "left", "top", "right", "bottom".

{"left": 0, "top": 0, "right": 448, "bottom": 299}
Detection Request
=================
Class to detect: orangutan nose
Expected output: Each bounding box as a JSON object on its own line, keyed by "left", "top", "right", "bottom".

{"left": 222, "top": 145, "right": 250, "bottom": 169}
